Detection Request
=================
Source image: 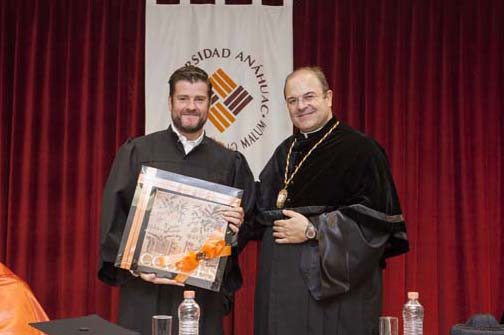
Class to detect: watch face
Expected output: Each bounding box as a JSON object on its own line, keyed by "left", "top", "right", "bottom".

{"left": 305, "top": 225, "right": 316, "bottom": 239}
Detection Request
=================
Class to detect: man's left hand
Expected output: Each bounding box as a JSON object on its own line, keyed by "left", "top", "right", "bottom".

{"left": 273, "top": 209, "right": 310, "bottom": 244}
{"left": 219, "top": 206, "right": 244, "bottom": 234}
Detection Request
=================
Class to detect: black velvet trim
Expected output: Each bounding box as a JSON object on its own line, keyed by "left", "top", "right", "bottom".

{"left": 384, "top": 238, "right": 410, "bottom": 258}
{"left": 339, "top": 206, "right": 406, "bottom": 234}
{"left": 257, "top": 206, "right": 337, "bottom": 226}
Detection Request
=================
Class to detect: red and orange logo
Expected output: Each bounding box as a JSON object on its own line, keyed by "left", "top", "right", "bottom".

{"left": 208, "top": 68, "right": 253, "bottom": 133}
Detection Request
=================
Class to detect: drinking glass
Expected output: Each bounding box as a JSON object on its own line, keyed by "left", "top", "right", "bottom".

{"left": 379, "top": 316, "right": 398, "bottom": 335}
{"left": 152, "top": 315, "right": 172, "bottom": 335}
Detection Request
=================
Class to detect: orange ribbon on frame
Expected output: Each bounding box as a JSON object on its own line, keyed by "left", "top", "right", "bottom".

{"left": 174, "top": 236, "right": 231, "bottom": 283}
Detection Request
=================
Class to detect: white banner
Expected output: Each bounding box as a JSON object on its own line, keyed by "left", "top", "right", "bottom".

{"left": 145, "top": 0, "right": 293, "bottom": 178}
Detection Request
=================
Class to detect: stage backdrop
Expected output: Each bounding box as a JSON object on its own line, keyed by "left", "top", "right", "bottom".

{"left": 1, "top": 1, "right": 503, "bottom": 335}
{"left": 145, "top": 0, "right": 293, "bottom": 177}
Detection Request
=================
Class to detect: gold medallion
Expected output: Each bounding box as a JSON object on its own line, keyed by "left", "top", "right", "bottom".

{"left": 276, "top": 188, "right": 288, "bottom": 208}
{"left": 278, "top": 120, "right": 340, "bottom": 210}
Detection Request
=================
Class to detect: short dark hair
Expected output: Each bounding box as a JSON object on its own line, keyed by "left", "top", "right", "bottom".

{"left": 284, "top": 66, "right": 330, "bottom": 97}
{"left": 168, "top": 65, "right": 212, "bottom": 99}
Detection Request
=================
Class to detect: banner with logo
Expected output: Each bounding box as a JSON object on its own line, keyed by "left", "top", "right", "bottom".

{"left": 145, "top": 0, "right": 293, "bottom": 178}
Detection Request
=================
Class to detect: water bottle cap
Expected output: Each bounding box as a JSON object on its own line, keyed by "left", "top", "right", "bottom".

{"left": 407, "top": 291, "right": 419, "bottom": 299}
{"left": 184, "top": 290, "right": 195, "bottom": 299}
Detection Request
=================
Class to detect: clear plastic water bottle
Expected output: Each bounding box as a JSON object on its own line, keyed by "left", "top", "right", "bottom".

{"left": 403, "top": 291, "right": 424, "bottom": 335}
{"left": 178, "top": 290, "right": 200, "bottom": 335}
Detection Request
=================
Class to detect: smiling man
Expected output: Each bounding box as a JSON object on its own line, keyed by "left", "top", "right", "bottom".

{"left": 169, "top": 77, "right": 209, "bottom": 139}
{"left": 98, "top": 65, "right": 255, "bottom": 335}
{"left": 252, "top": 67, "right": 409, "bottom": 335}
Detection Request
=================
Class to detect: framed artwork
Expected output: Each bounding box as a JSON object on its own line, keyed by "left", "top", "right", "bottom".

{"left": 115, "top": 166, "right": 242, "bottom": 291}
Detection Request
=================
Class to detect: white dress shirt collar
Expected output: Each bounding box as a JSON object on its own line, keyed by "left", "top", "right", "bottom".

{"left": 171, "top": 125, "right": 204, "bottom": 154}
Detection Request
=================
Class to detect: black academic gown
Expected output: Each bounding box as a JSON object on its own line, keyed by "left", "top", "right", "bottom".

{"left": 98, "top": 126, "right": 255, "bottom": 335}
{"left": 254, "top": 118, "right": 409, "bottom": 335}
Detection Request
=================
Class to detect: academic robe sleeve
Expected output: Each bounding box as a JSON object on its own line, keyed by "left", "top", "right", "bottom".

{"left": 235, "top": 151, "right": 259, "bottom": 243}
{"left": 300, "top": 141, "right": 408, "bottom": 301}
{"left": 221, "top": 151, "right": 256, "bottom": 302}
{"left": 231, "top": 151, "right": 256, "bottom": 228}
{"left": 98, "top": 139, "right": 140, "bottom": 286}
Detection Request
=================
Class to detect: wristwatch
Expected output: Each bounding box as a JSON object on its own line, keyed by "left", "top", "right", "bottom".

{"left": 304, "top": 222, "right": 318, "bottom": 240}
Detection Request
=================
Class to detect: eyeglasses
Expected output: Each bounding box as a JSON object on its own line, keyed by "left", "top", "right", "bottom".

{"left": 286, "top": 92, "right": 326, "bottom": 107}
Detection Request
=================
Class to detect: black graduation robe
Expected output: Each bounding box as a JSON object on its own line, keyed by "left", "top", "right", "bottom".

{"left": 254, "top": 118, "right": 409, "bottom": 335}
{"left": 98, "top": 126, "right": 255, "bottom": 335}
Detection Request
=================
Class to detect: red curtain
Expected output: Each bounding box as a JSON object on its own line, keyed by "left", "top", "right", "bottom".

{"left": 292, "top": 0, "right": 504, "bottom": 333}
{"left": 1, "top": 1, "right": 503, "bottom": 335}
{"left": 0, "top": 0, "right": 145, "bottom": 321}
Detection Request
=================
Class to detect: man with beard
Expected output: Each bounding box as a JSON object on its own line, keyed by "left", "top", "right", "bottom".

{"left": 98, "top": 65, "right": 255, "bottom": 335}
{"left": 253, "top": 67, "right": 409, "bottom": 335}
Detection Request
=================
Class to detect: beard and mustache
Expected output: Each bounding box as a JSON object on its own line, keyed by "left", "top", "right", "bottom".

{"left": 171, "top": 110, "right": 207, "bottom": 135}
